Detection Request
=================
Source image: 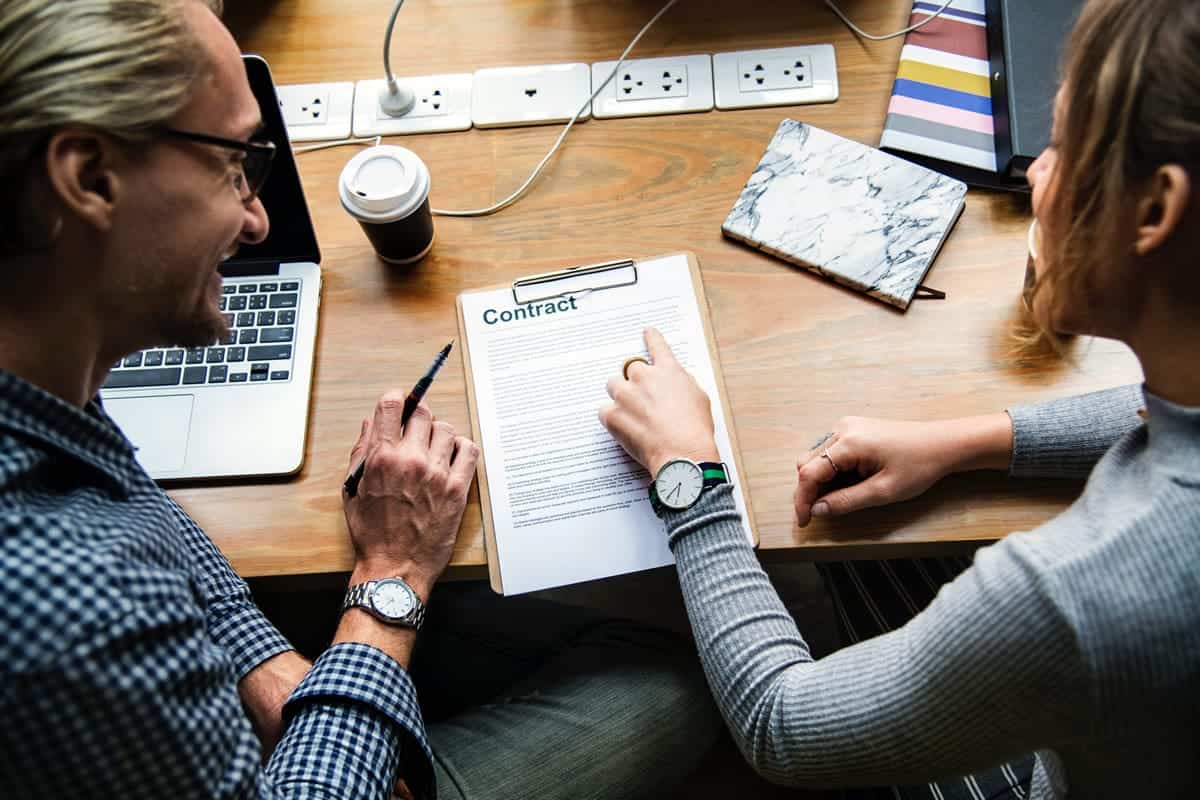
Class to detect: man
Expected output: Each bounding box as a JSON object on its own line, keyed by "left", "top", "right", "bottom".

{"left": 0, "top": 2, "right": 716, "bottom": 797}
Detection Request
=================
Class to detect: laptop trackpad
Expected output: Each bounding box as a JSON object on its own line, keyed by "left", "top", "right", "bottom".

{"left": 105, "top": 395, "right": 194, "bottom": 474}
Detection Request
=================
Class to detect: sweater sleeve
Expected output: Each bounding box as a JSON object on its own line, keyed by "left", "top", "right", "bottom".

{"left": 1006, "top": 385, "right": 1144, "bottom": 479}
{"left": 665, "top": 485, "right": 1090, "bottom": 788}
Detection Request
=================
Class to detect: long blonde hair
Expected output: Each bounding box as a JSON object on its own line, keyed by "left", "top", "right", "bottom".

{"left": 0, "top": 0, "right": 223, "bottom": 256}
{"left": 1023, "top": 0, "right": 1200, "bottom": 349}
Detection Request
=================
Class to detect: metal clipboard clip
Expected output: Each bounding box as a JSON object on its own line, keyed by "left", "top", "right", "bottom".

{"left": 511, "top": 258, "right": 638, "bottom": 305}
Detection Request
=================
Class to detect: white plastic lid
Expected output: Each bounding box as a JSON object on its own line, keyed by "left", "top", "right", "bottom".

{"left": 339, "top": 145, "right": 431, "bottom": 223}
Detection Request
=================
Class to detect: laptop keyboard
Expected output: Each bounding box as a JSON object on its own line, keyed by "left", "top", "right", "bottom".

{"left": 104, "top": 279, "right": 301, "bottom": 390}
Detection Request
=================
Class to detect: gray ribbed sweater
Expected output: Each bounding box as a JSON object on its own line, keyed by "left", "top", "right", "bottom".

{"left": 665, "top": 385, "right": 1199, "bottom": 798}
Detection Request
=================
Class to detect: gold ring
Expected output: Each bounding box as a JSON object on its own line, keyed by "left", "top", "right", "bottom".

{"left": 821, "top": 448, "right": 840, "bottom": 474}
{"left": 622, "top": 356, "right": 650, "bottom": 380}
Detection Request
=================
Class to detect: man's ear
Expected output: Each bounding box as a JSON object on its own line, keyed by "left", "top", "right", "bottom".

{"left": 1133, "top": 164, "right": 1191, "bottom": 257}
{"left": 43, "top": 128, "right": 125, "bottom": 235}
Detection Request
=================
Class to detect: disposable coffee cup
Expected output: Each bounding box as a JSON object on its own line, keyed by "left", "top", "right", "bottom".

{"left": 339, "top": 145, "right": 434, "bottom": 265}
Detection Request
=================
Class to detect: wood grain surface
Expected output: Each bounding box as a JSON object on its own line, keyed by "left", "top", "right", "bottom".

{"left": 177, "top": 0, "right": 1141, "bottom": 577}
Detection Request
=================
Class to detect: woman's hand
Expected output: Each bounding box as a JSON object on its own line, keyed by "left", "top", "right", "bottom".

{"left": 795, "top": 413, "right": 1014, "bottom": 527}
{"left": 599, "top": 327, "right": 720, "bottom": 476}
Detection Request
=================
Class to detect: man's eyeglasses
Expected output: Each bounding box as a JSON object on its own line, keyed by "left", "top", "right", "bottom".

{"left": 160, "top": 127, "right": 276, "bottom": 202}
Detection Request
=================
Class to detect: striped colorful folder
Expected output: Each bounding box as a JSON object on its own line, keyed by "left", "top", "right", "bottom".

{"left": 879, "top": 0, "right": 1011, "bottom": 185}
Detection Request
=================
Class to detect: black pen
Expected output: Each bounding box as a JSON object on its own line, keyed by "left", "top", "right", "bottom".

{"left": 343, "top": 339, "right": 455, "bottom": 497}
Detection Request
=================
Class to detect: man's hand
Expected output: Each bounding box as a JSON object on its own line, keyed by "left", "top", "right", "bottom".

{"left": 238, "top": 651, "right": 312, "bottom": 760}
{"left": 598, "top": 327, "right": 720, "bottom": 476}
{"left": 342, "top": 394, "right": 479, "bottom": 600}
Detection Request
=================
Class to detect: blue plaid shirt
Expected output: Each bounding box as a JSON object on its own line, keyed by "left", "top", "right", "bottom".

{"left": 0, "top": 368, "right": 434, "bottom": 799}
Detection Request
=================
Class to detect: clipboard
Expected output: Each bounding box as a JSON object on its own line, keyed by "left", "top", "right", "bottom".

{"left": 456, "top": 251, "right": 757, "bottom": 593}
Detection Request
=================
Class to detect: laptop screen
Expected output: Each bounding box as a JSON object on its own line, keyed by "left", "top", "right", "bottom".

{"left": 223, "top": 55, "right": 320, "bottom": 270}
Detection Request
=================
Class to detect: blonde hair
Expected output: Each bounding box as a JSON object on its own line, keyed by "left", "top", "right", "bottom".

{"left": 0, "top": 0, "right": 223, "bottom": 255}
{"left": 1023, "top": 0, "right": 1200, "bottom": 349}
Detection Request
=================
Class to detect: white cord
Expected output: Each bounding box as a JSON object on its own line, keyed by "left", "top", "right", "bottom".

{"left": 294, "top": 0, "right": 952, "bottom": 209}
{"left": 430, "top": 0, "right": 680, "bottom": 217}
{"left": 382, "top": 0, "right": 406, "bottom": 94}
{"left": 823, "top": 0, "right": 955, "bottom": 42}
{"left": 293, "top": 135, "right": 382, "bottom": 154}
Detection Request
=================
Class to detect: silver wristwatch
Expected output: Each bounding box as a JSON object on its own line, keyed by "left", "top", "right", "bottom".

{"left": 648, "top": 459, "right": 729, "bottom": 517}
{"left": 342, "top": 577, "right": 426, "bottom": 629}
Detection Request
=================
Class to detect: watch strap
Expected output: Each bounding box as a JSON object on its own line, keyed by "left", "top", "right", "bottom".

{"left": 698, "top": 461, "right": 728, "bottom": 489}
{"left": 342, "top": 579, "right": 426, "bottom": 629}
{"left": 342, "top": 580, "right": 374, "bottom": 611}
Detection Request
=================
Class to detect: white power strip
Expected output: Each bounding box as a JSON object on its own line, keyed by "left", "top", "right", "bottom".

{"left": 713, "top": 45, "right": 839, "bottom": 110}
{"left": 353, "top": 74, "right": 473, "bottom": 136}
{"left": 281, "top": 0, "right": 940, "bottom": 217}
{"left": 591, "top": 54, "right": 714, "bottom": 119}
{"left": 277, "top": 82, "right": 354, "bottom": 142}
{"left": 277, "top": 43, "right": 836, "bottom": 140}
{"left": 470, "top": 63, "right": 592, "bottom": 129}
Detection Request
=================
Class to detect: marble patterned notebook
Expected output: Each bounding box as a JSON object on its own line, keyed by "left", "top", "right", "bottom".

{"left": 722, "top": 119, "right": 967, "bottom": 309}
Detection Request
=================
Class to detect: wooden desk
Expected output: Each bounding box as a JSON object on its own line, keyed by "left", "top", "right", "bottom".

{"left": 181, "top": 0, "right": 1141, "bottom": 578}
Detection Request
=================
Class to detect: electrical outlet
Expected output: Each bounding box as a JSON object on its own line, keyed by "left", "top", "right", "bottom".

{"left": 277, "top": 82, "right": 355, "bottom": 142}
{"left": 617, "top": 63, "right": 688, "bottom": 101}
{"left": 591, "top": 54, "right": 713, "bottom": 119}
{"left": 352, "top": 74, "right": 473, "bottom": 136}
{"left": 737, "top": 53, "right": 813, "bottom": 92}
{"left": 713, "top": 45, "right": 838, "bottom": 110}
{"left": 284, "top": 89, "right": 329, "bottom": 124}
{"left": 471, "top": 63, "right": 591, "bottom": 129}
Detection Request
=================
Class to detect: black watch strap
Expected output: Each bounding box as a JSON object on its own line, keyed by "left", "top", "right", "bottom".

{"left": 698, "top": 461, "right": 728, "bottom": 488}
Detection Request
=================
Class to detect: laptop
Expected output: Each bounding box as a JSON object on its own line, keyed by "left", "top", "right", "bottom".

{"left": 102, "top": 55, "right": 322, "bottom": 480}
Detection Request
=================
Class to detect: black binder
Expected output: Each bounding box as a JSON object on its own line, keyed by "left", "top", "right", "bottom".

{"left": 986, "top": 0, "right": 1084, "bottom": 177}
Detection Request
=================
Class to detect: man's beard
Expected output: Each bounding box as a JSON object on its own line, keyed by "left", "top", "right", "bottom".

{"left": 157, "top": 297, "right": 230, "bottom": 350}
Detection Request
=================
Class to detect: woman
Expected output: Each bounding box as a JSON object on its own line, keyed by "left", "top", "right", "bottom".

{"left": 598, "top": 0, "right": 1199, "bottom": 797}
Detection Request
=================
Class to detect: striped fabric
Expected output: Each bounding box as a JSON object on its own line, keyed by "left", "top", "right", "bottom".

{"left": 816, "top": 559, "right": 1035, "bottom": 800}
{"left": 879, "top": 0, "right": 998, "bottom": 172}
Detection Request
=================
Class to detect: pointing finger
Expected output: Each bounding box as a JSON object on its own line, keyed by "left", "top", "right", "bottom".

{"left": 643, "top": 327, "right": 678, "bottom": 367}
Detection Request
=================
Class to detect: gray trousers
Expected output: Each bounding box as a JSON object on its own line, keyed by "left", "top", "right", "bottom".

{"left": 408, "top": 581, "right": 722, "bottom": 800}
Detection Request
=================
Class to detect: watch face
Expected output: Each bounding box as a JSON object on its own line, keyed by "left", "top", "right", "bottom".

{"left": 655, "top": 459, "right": 704, "bottom": 510}
{"left": 371, "top": 580, "right": 416, "bottom": 620}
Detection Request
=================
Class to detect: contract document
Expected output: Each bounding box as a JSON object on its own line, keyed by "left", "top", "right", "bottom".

{"left": 457, "top": 252, "right": 756, "bottom": 595}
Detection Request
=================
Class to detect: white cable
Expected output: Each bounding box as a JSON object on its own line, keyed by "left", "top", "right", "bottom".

{"left": 823, "top": 0, "right": 955, "bottom": 42}
{"left": 297, "top": 0, "right": 949, "bottom": 211}
{"left": 292, "top": 135, "right": 382, "bottom": 154}
{"left": 430, "top": 0, "right": 680, "bottom": 218}
{"left": 382, "top": 0, "right": 406, "bottom": 94}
